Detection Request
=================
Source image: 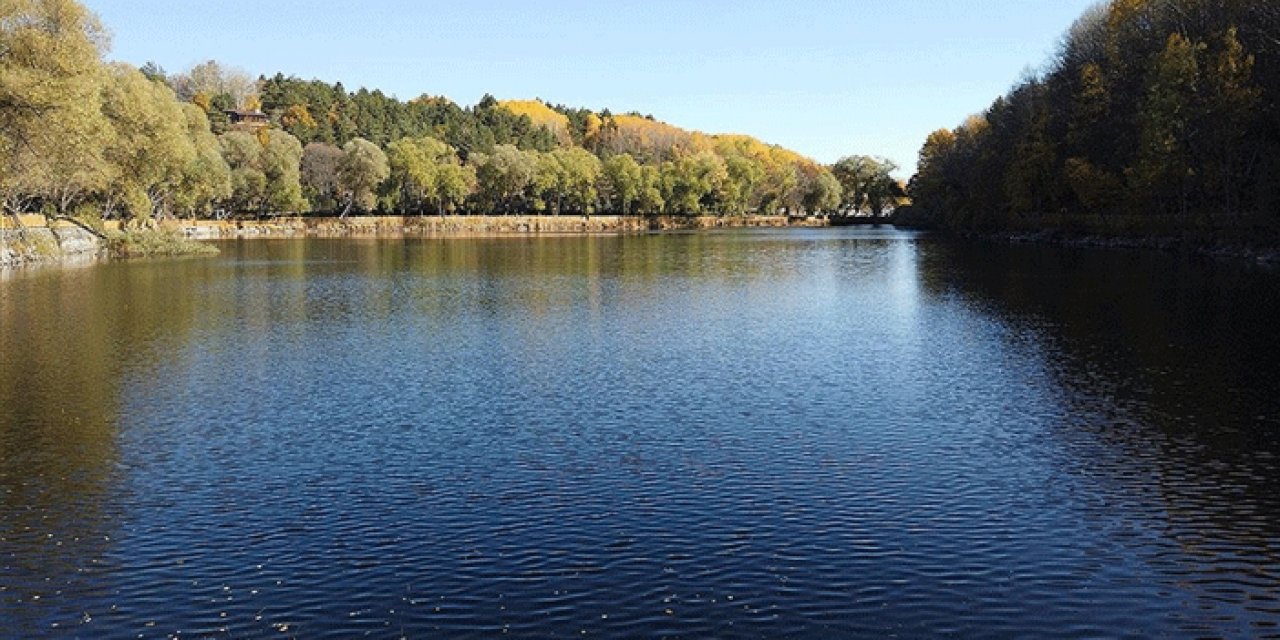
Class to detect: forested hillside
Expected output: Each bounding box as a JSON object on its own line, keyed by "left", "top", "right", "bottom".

{"left": 909, "top": 0, "right": 1280, "bottom": 238}
{"left": 2, "top": 0, "right": 909, "bottom": 222}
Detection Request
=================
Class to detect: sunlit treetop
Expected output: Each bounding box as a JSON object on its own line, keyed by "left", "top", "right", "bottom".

{"left": 499, "top": 100, "right": 573, "bottom": 146}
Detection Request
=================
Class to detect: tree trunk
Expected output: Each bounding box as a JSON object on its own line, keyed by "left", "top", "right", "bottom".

{"left": 5, "top": 209, "right": 31, "bottom": 243}
{"left": 49, "top": 215, "right": 108, "bottom": 240}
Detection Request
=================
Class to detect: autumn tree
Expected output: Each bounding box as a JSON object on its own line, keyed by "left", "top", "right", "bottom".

{"left": 100, "top": 64, "right": 198, "bottom": 220}
{"left": 909, "top": 0, "right": 1276, "bottom": 233}
{"left": 0, "top": 0, "right": 109, "bottom": 219}
{"left": 1134, "top": 33, "right": 1202, "bottom": 215}
{"left": 171, "top": 103, "right": 232, "bottom": 217}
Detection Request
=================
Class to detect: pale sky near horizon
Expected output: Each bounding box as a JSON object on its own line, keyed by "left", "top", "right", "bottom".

{"left": 85, "top": 0, "right": 1100, "bottom": 176}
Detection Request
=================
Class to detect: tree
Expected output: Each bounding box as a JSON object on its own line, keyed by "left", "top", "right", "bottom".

{"left": 0, "top": 0, "right": 110, "bottom": 218}
{"left": 1134, "top": 32, "right": 1202, "bottom": 215}
{"left": 385, "top": 135, "right": 466, "bottom": 214}
{"left": 723, "top": 154, "right": 764, "bottom": 215}
{"left": 603, "top": 154, "right": 643, "bottom": 214}
{"left": 172, "top": 103, "right": 231, "bottom": 217}
{"left": 802, "top": 168, "right": 843, "bottom": 215}
{"left": 300, "top": 143, "right": 343, "bottom": 212}
{"left": 32, "top": 64, "right": 112, "bottom": 216}
{"left": 100, "top": 64, "right": 197, "bottom": 220}
{"left": 832, "top": 155, "right": 898, "bottom": 216}
{"left": 534, "top": 148, "right": 601, "bottom": 214}
{"left": 531, "top": 151, "right": 566, "bottom": 213}
{"left": 636, "top": 164, "right": 665, "bottom": 215}
{"left": 219, "top": 129, "right": 305, "bottom": 215}
{"left": 336, "top": 138, "right": 388, "bottom": 216}
{"left": 908, "top": 0, "right": 1280, "bottom": 234}
{"left": 260, "top": 129, "right": 307, "bottom": 213}
{"left": 473, "top": 144, "right": 536, "bottom": 213}
{"left": 432, "top": 162, "right": 476, "bottom": 214}
{"left": 1202, "top": 27, "right": 1261, "bottom": 213}
{"left": 660, "top": 151, "right": 729, "bottom": 215}
{"left": 219, "top": 131, "right": 268, "bottom": 213}
{"left": 170, "top": 60, "right": 259, "bottom": 111}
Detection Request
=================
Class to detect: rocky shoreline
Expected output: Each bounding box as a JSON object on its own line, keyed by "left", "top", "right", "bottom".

{"left": 0, "top": 225, "right": 104, "bottom": 269}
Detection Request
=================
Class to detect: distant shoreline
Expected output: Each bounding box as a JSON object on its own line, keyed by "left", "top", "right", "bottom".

{"left": 1, "top": 214, "right": 831, "bottom": 269}
{"left": 176, "top": 214, "right": 828, "bottom": 240}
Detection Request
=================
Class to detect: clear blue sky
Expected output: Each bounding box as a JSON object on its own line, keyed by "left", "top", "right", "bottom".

{"left": 86, "top": 0, "right": 1099, "bottom": 176}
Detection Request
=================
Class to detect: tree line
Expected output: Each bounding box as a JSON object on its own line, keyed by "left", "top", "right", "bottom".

{"left": 1, "top": 0, "right": 903, "bottom": 224}
{"left": 909, "top": 0, "right": 1280, "bottom": 237}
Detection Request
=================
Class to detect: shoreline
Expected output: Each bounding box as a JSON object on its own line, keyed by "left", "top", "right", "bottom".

{"left": 11, "top": 213, "right": 1279, "bottom": 271}
{"left": 0, "top": 214, "right": 828, "bottom": 269}
{"left": 177, "top": 214, "right": 824, "bottom": 240}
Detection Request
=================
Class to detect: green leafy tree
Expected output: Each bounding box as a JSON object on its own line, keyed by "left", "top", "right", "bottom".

{"left": 473, "top": 144, "right": 537, "bottom": 213}
{"left": 385, "top": 135, "right": 468, "bottom": 214}
{"left": 550, "top": 148, "right": 602, "bottom": 214}
{"left": 602, "top": 153, "right": 643, "bottom": 214}
{"left": 432, "top": 162, "right": 476, "bottom": 214}
{"left": 802, "top": 168, "right": 843, "bottom": 214}
{"left": 635, "top": 164, "right": 665, "bottom": 215}
{"left": 261, "top": 129, "right": 307, "bottom": 213}
{"left": 832, "top": 155, "right": 898, "bottom": 216}
{"left": 337, "top": 137, "right": 388, "bottom": 216}
{"left": 661, "top": 151, "right": 727, "bottom": 215}
{"left": 723, "top": 154, "right": 765, "bottom": 215}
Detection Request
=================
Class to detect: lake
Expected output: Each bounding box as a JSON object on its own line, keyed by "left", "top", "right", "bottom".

{"left": 1, "top": 228, "right": 1278, "bottom": 638}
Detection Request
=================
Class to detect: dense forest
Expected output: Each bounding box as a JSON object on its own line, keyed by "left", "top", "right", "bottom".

{"left": 0, "top": 0, "right": 904, "bottom": 223}
{"left": 909, "top": 0, "right": 1280, "bottom": 238}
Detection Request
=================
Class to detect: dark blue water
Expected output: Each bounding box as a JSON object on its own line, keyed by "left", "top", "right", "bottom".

{"left": 1, "top": 229, "right": 1278, "bottom": 638}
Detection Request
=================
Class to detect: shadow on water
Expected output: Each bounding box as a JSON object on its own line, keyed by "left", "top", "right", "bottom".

{"left": 917, "top": 239, "right": 1280, "bottom": 627}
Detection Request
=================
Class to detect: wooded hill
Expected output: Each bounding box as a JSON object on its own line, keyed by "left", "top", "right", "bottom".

{"left": 1, "top": 0, "right": 903, "bottom": 222}
{"left": 909, "top": 0, "right": 1280, "bottom": 239}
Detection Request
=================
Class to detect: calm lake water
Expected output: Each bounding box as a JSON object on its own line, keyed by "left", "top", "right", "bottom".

{"left": 1, "top": 228, "right": 1279, "bottom": 638}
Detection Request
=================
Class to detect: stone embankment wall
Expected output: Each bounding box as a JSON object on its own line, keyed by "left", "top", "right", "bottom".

{"left": 179, "top": 215, "right": 821, "bottom": 239}
{"left": 2, "top": 214, "right": 826, "bottom": 268}
{"left": 0, "top": 216, "right": 106, "bottom": 268}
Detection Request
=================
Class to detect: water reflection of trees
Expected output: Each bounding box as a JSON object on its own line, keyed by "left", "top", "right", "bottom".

{"left": 915, "top": 241, "right": 1280, "bottom": 618}
{"left": 0, "top": 259, "right": 210, "bottom": 632}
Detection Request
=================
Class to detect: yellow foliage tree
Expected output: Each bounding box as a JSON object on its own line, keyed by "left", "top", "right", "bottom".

{"left": 499, "top": 100, "right": 572, "bottom": 146}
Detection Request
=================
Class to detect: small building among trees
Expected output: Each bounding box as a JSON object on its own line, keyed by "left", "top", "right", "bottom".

{"left": 226, "top": 109, "right": 269, "bottom": 128}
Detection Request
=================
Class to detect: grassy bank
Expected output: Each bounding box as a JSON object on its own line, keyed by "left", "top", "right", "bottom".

{"left": 106, "top": 227, "right": 219, "bottom": 259}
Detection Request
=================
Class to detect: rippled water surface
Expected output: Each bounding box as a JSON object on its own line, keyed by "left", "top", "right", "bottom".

{"left": 2, "top": 229, "right": 1279, "bottom": 638}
